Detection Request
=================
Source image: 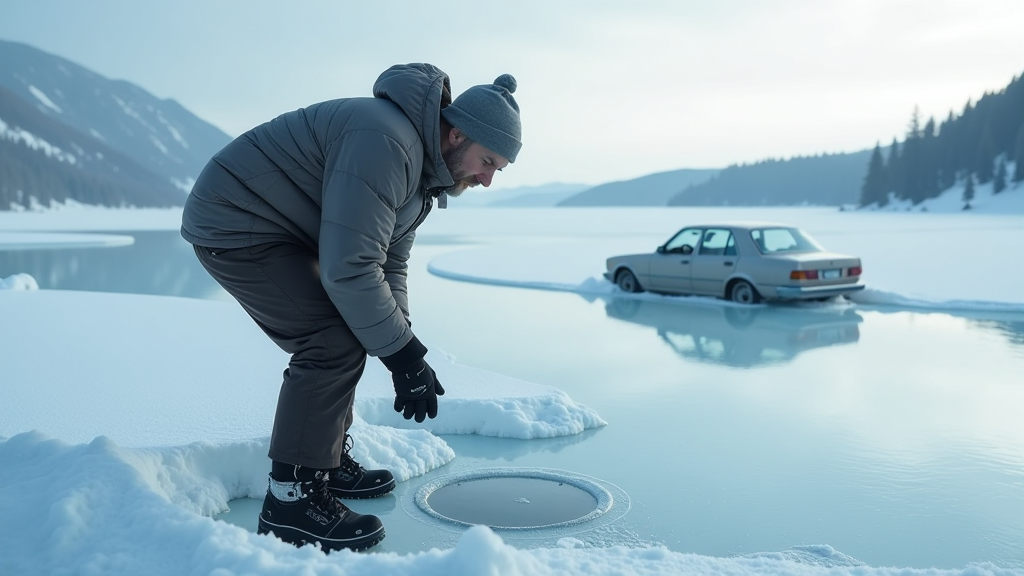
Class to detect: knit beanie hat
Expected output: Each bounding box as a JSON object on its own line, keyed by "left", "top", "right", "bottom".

{"left": 441, "top": 74, "right": 522, "bottom": 163}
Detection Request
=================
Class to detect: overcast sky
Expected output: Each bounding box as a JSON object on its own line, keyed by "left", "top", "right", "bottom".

{"left": 3, "top": 0, "right": 1023, "bottom": 189}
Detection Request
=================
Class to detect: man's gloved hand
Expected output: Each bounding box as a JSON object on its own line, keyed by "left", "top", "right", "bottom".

{"left": 391, "top": 358, "right": 445, "bottom": 423}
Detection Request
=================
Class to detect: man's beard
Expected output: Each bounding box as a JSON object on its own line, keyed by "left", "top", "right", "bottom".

{"left": 442, "top": 139, "right": 476, "bottom": 197}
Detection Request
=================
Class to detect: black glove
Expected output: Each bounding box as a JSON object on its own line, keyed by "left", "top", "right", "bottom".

{"left": 391, "top": 358, "right": 445, "bottom": 422}
{"left": 381, "top": 336, "right": 445, "bottom": 423}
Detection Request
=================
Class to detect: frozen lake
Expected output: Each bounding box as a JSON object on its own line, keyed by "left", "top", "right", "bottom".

{"left": 1, "top": 207, "right": 1022, "bottom": 570}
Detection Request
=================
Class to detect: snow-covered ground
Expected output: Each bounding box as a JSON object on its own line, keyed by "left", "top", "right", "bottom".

{"left": 1, "top": 184, "right": 1022, "bottom": 575}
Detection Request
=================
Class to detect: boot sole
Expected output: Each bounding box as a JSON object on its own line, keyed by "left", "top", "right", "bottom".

{"left": 257, "top": 516, "right": 385, "bottom": 552}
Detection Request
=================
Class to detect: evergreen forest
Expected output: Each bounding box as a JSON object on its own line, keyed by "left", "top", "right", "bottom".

{"left": 859, "top": 72, "right": 1024, "bottom": 207}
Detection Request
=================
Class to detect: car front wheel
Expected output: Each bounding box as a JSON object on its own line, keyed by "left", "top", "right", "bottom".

{"left": 616, "top": 270, "right": 642, "bottom": 293}
{"left": 728, "top": 279, "right": 761, "bottom": 304}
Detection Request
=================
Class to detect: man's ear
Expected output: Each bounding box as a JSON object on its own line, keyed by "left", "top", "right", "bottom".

{"left": 449, "top": 127, "right": 467, "bottom": 146}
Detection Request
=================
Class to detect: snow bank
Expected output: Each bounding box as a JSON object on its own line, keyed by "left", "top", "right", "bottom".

{"left": 0, "top": 431, "right": 1015, "bottom": 576}
{"left": 0, "top": 273, "right": 39, "bottom": 290}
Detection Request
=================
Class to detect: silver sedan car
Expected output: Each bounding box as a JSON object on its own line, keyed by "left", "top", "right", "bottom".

{"left": 605, "top": 222, "right": 865, "bottom": 303}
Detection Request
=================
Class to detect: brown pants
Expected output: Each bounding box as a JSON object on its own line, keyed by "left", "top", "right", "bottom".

{"left": 194, "top": 242, "right": 366, "bottom": 469}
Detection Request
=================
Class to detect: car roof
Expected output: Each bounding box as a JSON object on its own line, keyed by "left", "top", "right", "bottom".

{"left": 678, "top": 221, "right": 796, "bottom": 231}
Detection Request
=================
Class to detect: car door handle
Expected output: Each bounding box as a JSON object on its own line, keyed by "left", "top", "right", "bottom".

{"left": 724, "top": 261, "right": 734, "bottom": 266}
{"left": 680, "top": 260, "right": 690, "bottom": 265}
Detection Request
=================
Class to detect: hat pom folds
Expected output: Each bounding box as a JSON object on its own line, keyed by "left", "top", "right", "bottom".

{"left": 494, "top": 74, "right": 517, "bottom": 94}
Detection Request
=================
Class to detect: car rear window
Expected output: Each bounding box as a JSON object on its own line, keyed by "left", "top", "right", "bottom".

{"left": 750, "top": 228, "right": 823, "bottom": 253}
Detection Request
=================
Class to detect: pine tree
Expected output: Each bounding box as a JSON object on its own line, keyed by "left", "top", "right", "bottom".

{"left": 907, "top": 106, "right": 922, "bottom": 139}
{"left": 882, "top": 138, "right": 900, "bottom": 205}
{"left": 962, "top": 173, "right": 975, "bottom": 210}
{"left": 901, "top": 139, "right": 920, "bottom": 202}
{"left": 975, "top": 122, "right": 997, "bottom": 183}
{"left": 994, "top": 158, "right": 1007, "bottom": 194}
{"left": 900, "top": 110, "right": 934, "bottom": 204}
{"left": 923, "top": 116, "right": 937, "bottom": 138}
{"left": 921, "top": 117, "right": 940, "bottom": 196}
{"left": 1014, "top": 123, "right": 1024, "bottom": 183}
{"left": 897, "top": 107, "right": 923, "bottom": 202}
{"left": 937, "top": 111, "right": 958, "bottom": 190}
{"left": 859, "top": 144, "right": 886, "bottom": 207}
{"left": 905, "top": 113, "right": 942, "bottom": 202}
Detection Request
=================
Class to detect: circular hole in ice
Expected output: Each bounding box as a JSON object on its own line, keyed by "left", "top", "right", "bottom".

{"left": 414, "top": 468, "right": 614, "bottom": 530}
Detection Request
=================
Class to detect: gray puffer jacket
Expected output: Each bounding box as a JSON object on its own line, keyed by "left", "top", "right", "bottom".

{"left": 181, "top": 63, "right": 454, "bottom": 358}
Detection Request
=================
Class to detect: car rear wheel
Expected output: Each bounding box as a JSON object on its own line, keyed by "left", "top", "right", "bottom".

{"left": 616, "top": 270, "right": 642, "bottom": 293}
{"left": 729, "top": 279, "right": 761, "bottom": 304}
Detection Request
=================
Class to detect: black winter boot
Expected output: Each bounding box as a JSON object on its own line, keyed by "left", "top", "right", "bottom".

{"left": 328, "top": 434, "right": 396, "bottom": 499}
{"left": 257, "top": 470, "right": 384, "bottom": 552}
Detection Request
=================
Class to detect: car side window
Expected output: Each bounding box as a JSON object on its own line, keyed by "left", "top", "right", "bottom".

{"left": 698, "top": 228, "right": 733, "bottom": 256}
{"left": 664, "top": 229, "right": 702, "bottom": 253}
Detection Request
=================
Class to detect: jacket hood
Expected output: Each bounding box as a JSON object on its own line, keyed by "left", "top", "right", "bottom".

{"left": 373, "top": 63, "right": 454, "bottom": 191}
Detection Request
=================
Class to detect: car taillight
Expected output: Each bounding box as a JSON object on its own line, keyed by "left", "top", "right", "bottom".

{"left": 848, "top": 266, "right": 862, "bottom": 276}
{"left": 790, "top": 270, "right": 819, "bottom": 280}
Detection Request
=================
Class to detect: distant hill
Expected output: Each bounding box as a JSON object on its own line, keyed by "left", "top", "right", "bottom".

{"left": 450, "top": 183, "right": 591, "bottom": 208}
{"left": 668, "top": 151, "right": 874, "bottom": 206}
{"left": 1, "top": 85, "right": 180, "bottom": 209}
{"left": 0, "top": 39, "right": 232, "bottom": 209}
{"left": 557, "top": 168, "right": 718, "bottom": 206}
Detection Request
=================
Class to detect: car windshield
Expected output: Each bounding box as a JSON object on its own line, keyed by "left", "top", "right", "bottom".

{"left": 750, "top": 228, "right": 824, "bottom": 254}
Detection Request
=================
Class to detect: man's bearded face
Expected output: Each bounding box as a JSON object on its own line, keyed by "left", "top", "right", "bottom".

{"left": 442, "top": 138, "right": 477, "bottom": 197}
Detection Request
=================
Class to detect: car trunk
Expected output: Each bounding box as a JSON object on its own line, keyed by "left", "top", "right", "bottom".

{"left": 787, "top": 251, "right": 862, "bottom": 285}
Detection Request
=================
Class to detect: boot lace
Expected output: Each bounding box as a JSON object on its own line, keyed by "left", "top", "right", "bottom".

{"left": 309, "top": 471, "right": 348, "bottom": 516}
{"left": 337, "top": 433, "right": 365, "bottom": 476}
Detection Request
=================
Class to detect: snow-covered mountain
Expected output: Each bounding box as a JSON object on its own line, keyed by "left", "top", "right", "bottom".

{"left": 1, "top": 85, "right": 181, "bottom": 209}
{"left": 0, "top": 39, "right": 231, "bottom": 209}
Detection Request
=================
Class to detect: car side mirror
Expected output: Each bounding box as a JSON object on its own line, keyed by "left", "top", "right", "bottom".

{"left": 656, "top": 245, "right": 666, "bottom": 254}
{"left": 681, "top": 245, "right": 693, "bottom": 255}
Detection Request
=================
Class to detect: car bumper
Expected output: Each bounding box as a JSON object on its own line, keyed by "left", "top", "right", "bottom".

{"left": 774, "top": 282, "right": 866, "bottom": 300}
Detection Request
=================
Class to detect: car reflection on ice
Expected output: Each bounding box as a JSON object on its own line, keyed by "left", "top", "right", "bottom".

{"left": 604, "top": 297, "right": 863, "bottom": 368}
